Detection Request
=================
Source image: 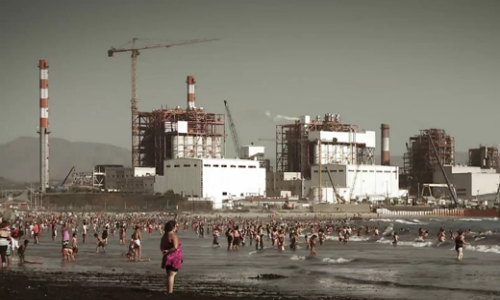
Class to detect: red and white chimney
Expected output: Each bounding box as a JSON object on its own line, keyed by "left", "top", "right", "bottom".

{"left": 381, "top": 124, "right": 390, "bottom": 166}
{"left": 187, "top": 76, "right": 196, "bottom": 110}
{"left": 39, "top": 59, "right": 50, "bottom": 192}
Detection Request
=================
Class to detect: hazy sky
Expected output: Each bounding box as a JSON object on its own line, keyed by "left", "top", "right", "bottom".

{"left": 1, "top": 0, "right": 499, "bottom": 157}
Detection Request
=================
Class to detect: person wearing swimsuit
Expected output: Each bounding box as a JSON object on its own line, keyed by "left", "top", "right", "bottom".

{"left": 226, "top": 228, "right": 233, "bottom": 250}
{"left": 309, "top": 235, "right": 317, "bottom": 256}
{"left": 277, "top": 229, "right": 285, "bottom": 251}
{"left": 160, "top": 220, "right": 183, "bottom": 294}
{"left": 233, "top": 226, "right": 241, "bottom": 250}
{"left": 455, "top": 231, "right": 468, "bottom": 261}
{"left": 437, "top": 229, "right": 446, "bottom": 242}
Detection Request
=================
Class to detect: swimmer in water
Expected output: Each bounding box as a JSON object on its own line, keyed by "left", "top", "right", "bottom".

{"left": 71, "top": 233, "right": 78, "bottom": 257}
{"left": 437, "top": 229, "right": 446, "bottom": 242}
{"left": 318, "top": 229, "right": 325, "bottom": 245}
{"left": 289, "top": 230, "right": 298, "bottom": 250}
{"left": 455, "top": 230, "right": 469, "bottom": 261}
{"left": 277, "top": 229, "right": 285, "bottom": 251}
{"left": 392, "top": 232, "right": 399, "bottom": 246}
{"left": 309, "top": 234, "right": 317, "bottom": 256}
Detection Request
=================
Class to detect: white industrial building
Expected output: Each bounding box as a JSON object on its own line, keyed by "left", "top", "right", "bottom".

{"left": 433, "top": 165, "right": 500, "bottom": 199}
{"left": 306, "top": 163, "right": 399, "bottom": 203}
{"left": 308, "top": 130, "right": 376, "bottom": 165}
{"left": 241, "top": 145, "right": 265, "bottom": 159}
{"left": 154, "top": 158, "right": 266, "bottom": 209}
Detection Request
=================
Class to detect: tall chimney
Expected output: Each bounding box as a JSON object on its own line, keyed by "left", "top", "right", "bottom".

{"left": 39, "top": 60, "right": 50, "bottom": 192}
{"left": 381, "top": 124, "right": 390, "bottom": 166}
{"left": 187, "top": 76, "right": 196, "bottom": 110}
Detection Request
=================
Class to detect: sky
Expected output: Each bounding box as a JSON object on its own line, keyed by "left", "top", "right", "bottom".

{"left": 1, "top": 0, "right": 499, "bottom": 157}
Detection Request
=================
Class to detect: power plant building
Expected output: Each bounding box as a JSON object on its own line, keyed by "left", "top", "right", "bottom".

{"left": 433, "top": 166, "right": 500, "bottom": 200}
{"left": 403, "top": 129, "right": 455, "bottom": 195}
{"left": 154, "top": 158, "right": 266, "bottom": 209}
{"left": 468, "top": 146, "right": 499, "bottom": 169}
{"left": 92, "top": 165, "right": 155, "bottom": 194}
{"left": 272, "top": 114, "right": 401, "bottom": 203}
{"left": 306, "top": 164, "right": 399, "bottom": 203}
{"left": 276, "top": 114, "right": 376, "bottom": 179}
{"left": 137, "top": 76, "right": 225, "bottom": 175}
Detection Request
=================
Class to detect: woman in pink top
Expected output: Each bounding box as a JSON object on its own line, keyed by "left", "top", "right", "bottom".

{"left": 160, "top": 220, "right": 183, "bottom": 294}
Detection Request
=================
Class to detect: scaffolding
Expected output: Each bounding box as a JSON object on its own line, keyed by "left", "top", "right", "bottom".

{"left": 276, "top": 114, "right": 375, "bottom": 179}
{"left": 72, "top": 172, "right": 93, "bottom": 186}
{"left": 468, "top": 145, "right": 499, "bottom": 169}
{"left": 403, "top": 129, "right": 455, "bottom": 196}
{"left": 138, "top": 107, "right": 225, "bottom": 175}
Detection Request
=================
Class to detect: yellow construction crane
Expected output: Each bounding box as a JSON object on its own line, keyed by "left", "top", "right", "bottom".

{"left": 108, "top": 38, "right": 219, "bottom": 167}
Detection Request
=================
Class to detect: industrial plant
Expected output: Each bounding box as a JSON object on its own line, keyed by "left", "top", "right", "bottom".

{"left": 36, "top": 55, "right": 500, "bottom": 211}
{"left": 137, "top": 76, "right": 226, "bottom": 175}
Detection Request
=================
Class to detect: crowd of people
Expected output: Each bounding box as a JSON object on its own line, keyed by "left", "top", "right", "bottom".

{"left": 0, "top": 211, "right": 473, "bottom": 293}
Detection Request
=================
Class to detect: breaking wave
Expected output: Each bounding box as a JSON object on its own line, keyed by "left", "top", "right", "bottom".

{"left": 322, "top": 257, "right": 353, "bottom": 264}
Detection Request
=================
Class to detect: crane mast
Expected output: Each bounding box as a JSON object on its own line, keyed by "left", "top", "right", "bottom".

{"left": 224, "top": 100, "right": 241, "bottom": 158}
{"left": 108, "top": 38, "right": 219, "bottom": 167}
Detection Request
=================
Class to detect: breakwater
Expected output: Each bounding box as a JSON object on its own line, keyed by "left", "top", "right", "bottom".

{"left": 41, "top": 193, "right": 212, "bottom": 212}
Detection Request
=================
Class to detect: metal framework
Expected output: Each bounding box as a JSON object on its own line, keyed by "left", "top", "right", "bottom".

{"left": 276, "top": 115, "right": 375, "bottom": 179}
{"left": 468, "top": 146, "right": 499, "bottom": 169}
{"left": 138, "top": 108, "right": 225, "bottom": 175}
{"left": 72, "top": 172, "right": 93, "bottom": 186}
{"left": 403, "top": 129, "right": 455, "bottom": 196}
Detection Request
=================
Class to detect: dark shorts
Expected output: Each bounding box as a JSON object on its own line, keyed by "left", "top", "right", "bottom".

{"left": 166, "top": 265, "right": 179, "bottom": 272}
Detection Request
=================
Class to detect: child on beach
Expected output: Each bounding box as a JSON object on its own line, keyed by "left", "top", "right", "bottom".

{"left": 126, "top": 237, "right": 136, "bottom": 260}
{"left": 18, "top": 240, "right": 29, "bottom": 265}
{"left": 72, "top": 233, "right": 78, "bottom": 256}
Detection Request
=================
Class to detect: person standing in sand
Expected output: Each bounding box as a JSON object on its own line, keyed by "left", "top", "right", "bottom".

{"left": 160, "top": 220, "right": 183, "bottom": 294}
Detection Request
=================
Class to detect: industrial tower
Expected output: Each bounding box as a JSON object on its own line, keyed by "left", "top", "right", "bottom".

{"left": 38, "top": 59, "right": 50, "bottom": 192}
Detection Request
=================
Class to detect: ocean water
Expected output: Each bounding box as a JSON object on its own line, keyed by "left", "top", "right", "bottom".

{"left": 12, "top": 217, "right": 500, "bottom": 300}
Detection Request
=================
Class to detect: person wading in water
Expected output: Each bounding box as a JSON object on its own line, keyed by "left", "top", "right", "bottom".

{"left": 455, "top": 230, "right": 469, "bottom": 261}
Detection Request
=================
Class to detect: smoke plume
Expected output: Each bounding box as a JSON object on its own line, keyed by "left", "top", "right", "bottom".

{"left": 265, "top": 111, "right": 299, "bottom": 123}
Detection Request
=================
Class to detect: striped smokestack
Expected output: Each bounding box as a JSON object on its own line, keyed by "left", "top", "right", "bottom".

{"left": 187, "top": 76, "right": 196, "bottom": 110}
{"left": 381, "top": 124, "right": 390, "bottom": 166}
{"left": 39, "top": 59, "right": 50, "bottom": 192}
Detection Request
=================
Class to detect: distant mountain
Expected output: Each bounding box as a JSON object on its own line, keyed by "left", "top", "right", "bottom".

{"left": 0, "top": 176, "right": 24, "bottom": 189}
{"left": 0, "top": 136, "right": 470, "bottom": 183}
{"left": 0, "top": 137, "right": 131, "bottom": 183}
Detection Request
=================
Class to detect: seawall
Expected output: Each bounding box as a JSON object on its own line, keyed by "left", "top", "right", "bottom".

{"left": 41, "top": 193, "right": 212, "bottom": 212}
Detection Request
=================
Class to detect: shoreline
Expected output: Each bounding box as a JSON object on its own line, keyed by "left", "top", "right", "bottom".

{"left": 0, "top": 270, "right": 386, "bottom": 300}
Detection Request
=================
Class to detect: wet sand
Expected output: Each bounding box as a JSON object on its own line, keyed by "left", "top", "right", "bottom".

{"left": 0, "top": 271, "right": 382, "bottom": 300}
